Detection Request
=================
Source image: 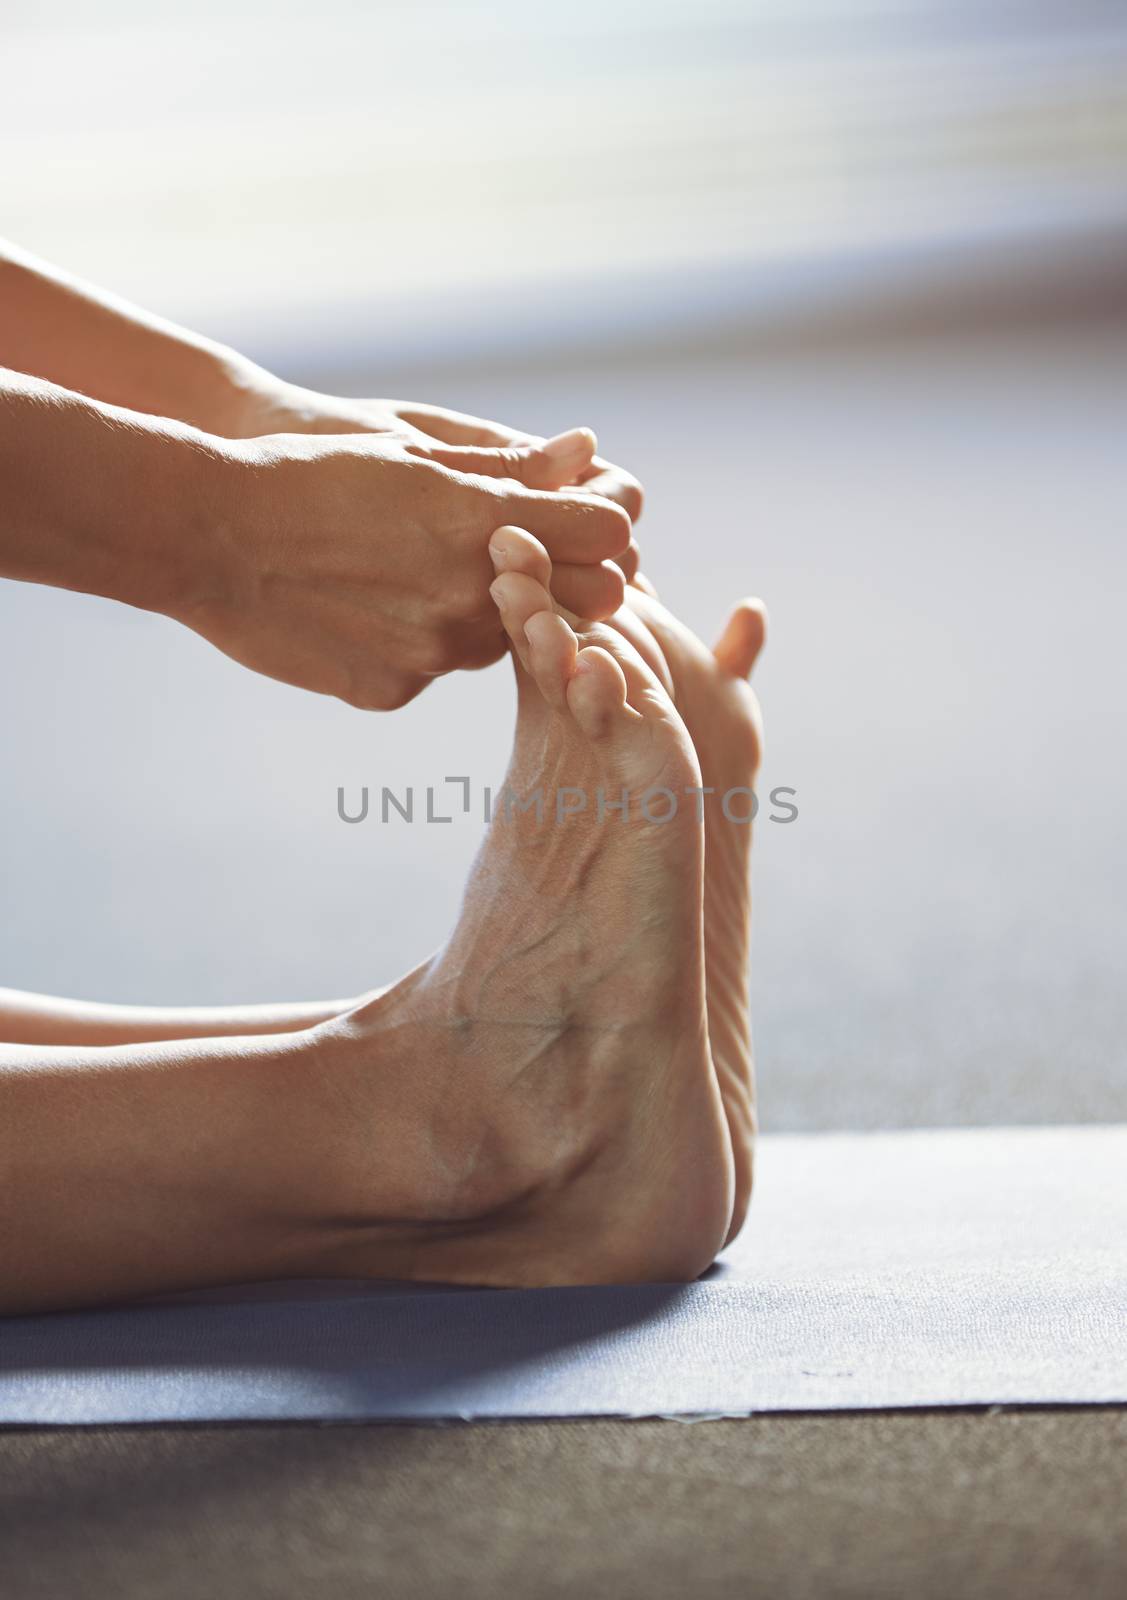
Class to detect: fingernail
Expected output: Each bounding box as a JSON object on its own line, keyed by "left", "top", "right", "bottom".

{"left": 543, "top": 426, "right": 596, "bottom": 461}
{"left": 488, "top": 541, "right": 507, "bottom": 571}
{"left": 489, "top": 579, "right": 506, "bottom": 607}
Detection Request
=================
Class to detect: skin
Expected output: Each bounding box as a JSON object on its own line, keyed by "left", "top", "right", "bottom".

{"left": 0, "top": 240, "right": 644, "bottom": 519}
{"left": 0, "top": 249, "right": 764, "bottom": 1308}
{"left": 0, "top": 531, "right": 765, "bottom": 1314}
{"left": 0, "top": 990, "right": 355, "bottom": 1047}
{"left": 0, "top": 239, "right": 642, "bottom": 708}
{"left": 487, "top": 530, "right": 766, "bottom": 1246}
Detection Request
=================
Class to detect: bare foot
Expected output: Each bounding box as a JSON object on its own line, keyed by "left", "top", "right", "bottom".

{"left": 613, "top": 587, "right": 765, "bottom": 1245}
{"left": 480, "top": 532, "right": 766, "bottom": 1247}
{"left": 320, "top": 529, "right": 735, "bottom": 1287}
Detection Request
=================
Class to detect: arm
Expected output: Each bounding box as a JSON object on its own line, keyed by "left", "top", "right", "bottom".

{"left": 0, "top": 365, "right": 630, "bottom": 707}
{"left": 0, "top": 988, "right": 359, "bottom": 1047}
{"left": 0, "top": 239, "right": 644, "bottom": 517}
{"left": 0, "top": 237, "right": 256, "bottom": 435}
{"left": 0, "top": 366, "right": 221, "bottom": 616}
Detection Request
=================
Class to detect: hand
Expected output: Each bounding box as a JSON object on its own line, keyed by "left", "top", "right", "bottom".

{"left": 231, "top": 381, "right": 645, "bottom": 524}
{"left": 180, "top": 428, "right": 634, "bottom": 710}
{"left": 0, "top": 241, "right": 645, "bottom": 524}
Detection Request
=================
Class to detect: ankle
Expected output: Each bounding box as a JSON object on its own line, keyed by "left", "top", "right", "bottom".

{"left": 297, "top": 971, "right": 515, "bottom": 1236}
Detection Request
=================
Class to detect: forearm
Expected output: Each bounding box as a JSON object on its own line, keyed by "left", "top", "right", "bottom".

{"left": 0, "top": 366, "right": 230, "bottom": 616}
{"left": 0, "top": 987, "right": 359, "bottom": 1047}
{"left": 0, "top": 238, "right": 266, "bottom": 435}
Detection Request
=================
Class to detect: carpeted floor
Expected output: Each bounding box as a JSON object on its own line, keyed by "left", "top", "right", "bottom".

{"left": 2, "top": 1411, "right": 1125, "bottom": 1600}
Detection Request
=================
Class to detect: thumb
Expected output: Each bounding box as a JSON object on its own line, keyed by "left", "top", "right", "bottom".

{"left": 416, "top": 427, "right": 597, "bottom": 489}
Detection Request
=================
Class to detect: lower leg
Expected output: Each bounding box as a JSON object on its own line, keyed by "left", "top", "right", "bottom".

{"left": 0, "top": 1017, "right": 442, "bottom": 1314}
{"left": 0, "top": 986, "right": 359, "bottom": 1046}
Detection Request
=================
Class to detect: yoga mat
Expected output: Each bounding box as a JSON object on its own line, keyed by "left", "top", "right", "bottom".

{"left": 2, "top": 1126, "right": 1125, "bottom": 1425}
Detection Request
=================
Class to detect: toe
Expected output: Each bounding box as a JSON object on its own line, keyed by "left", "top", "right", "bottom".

{"left": 524, "top": 609, "right": 579, "bottom": 710}
{"left": 617, "top": 539, "right": 641, "bottom": 584}
{"left": 490, "top": 570, "right": 556, "bottom": 670}
{"left": 488, "top": 525, "right": 553, "bottom": 589}
{"left": 566, "top": 646, "right": 632, "bottom": 739}
{"left": 607, "top": 602, "right": 676, "bottom": 697}
{"left": 713, "top": 599, "right": 767, "bottom": 679}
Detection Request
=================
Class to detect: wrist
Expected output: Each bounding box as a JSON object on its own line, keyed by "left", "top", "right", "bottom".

{"left": 210, "top": 365, "right": 384, "bottom": 439}
{"left": 191, "top": 350, "right": 292, "bottom": 438}
{"left": 148, "top": 425, "right": 257, "bottom": 624}
{"left": 201, "top": 356, "right": 339, "bottom": 439}
{"left": 70, "top": 402, "right": 249, "bottom": 626}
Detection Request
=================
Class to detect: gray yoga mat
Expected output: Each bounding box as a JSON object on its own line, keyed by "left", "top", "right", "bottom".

{"left": 2, "top": 1126, "right": 1124, "bottom": 1425}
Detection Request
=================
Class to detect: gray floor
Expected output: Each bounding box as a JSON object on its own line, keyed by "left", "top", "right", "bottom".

{"left": 2, "top": 1411, "right": 1125, "bottom": 1600}
{"left": 2, "top": 310, "right": 1124, "bottom": 1130}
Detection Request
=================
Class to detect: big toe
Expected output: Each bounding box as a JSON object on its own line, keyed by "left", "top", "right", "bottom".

{"left": 489, "top": 525, "right": 553, "bottom": 588}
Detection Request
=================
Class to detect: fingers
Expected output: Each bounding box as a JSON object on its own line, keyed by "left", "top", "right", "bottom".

{"left": 417, "top": 427, "right": 596, "bottom": 490}
{"left": 488, "top": 523, "right": 622, "bottom": 622}
{"left": 490, "top": 563, "right": 631, "bottom": 723}
{"left": 551, "top": 560, "right": 625, "bottom": 621}
{"left": 713, "top": 598, "right": 768, "bottom": 679}
{"left": 486, "top": 527, "right": 668, "bottom": 730}
{"left": 616, "top": 539, "right": 641, "bottom": 585}
{"left": 497, "top": 484, "right": 632, "bottom": 564}
{"left": 575, "top": 457, "right": 645, "bottom": 523}
{"left": 393, "top": 401, "right": 644, "bottom": 523}
{"left": 489, "top": 520, "right": 631, "bottom": 622}
{"left": 393, "top": 403, "right": 520, "bottom": 448}
{"left": 487, "top": 529, "right": 582, "bottom": 690}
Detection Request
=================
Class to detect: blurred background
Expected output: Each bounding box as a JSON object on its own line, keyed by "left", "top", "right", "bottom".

{"left": 2, "top": 0, "right": 1125, "bottom": 1129}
